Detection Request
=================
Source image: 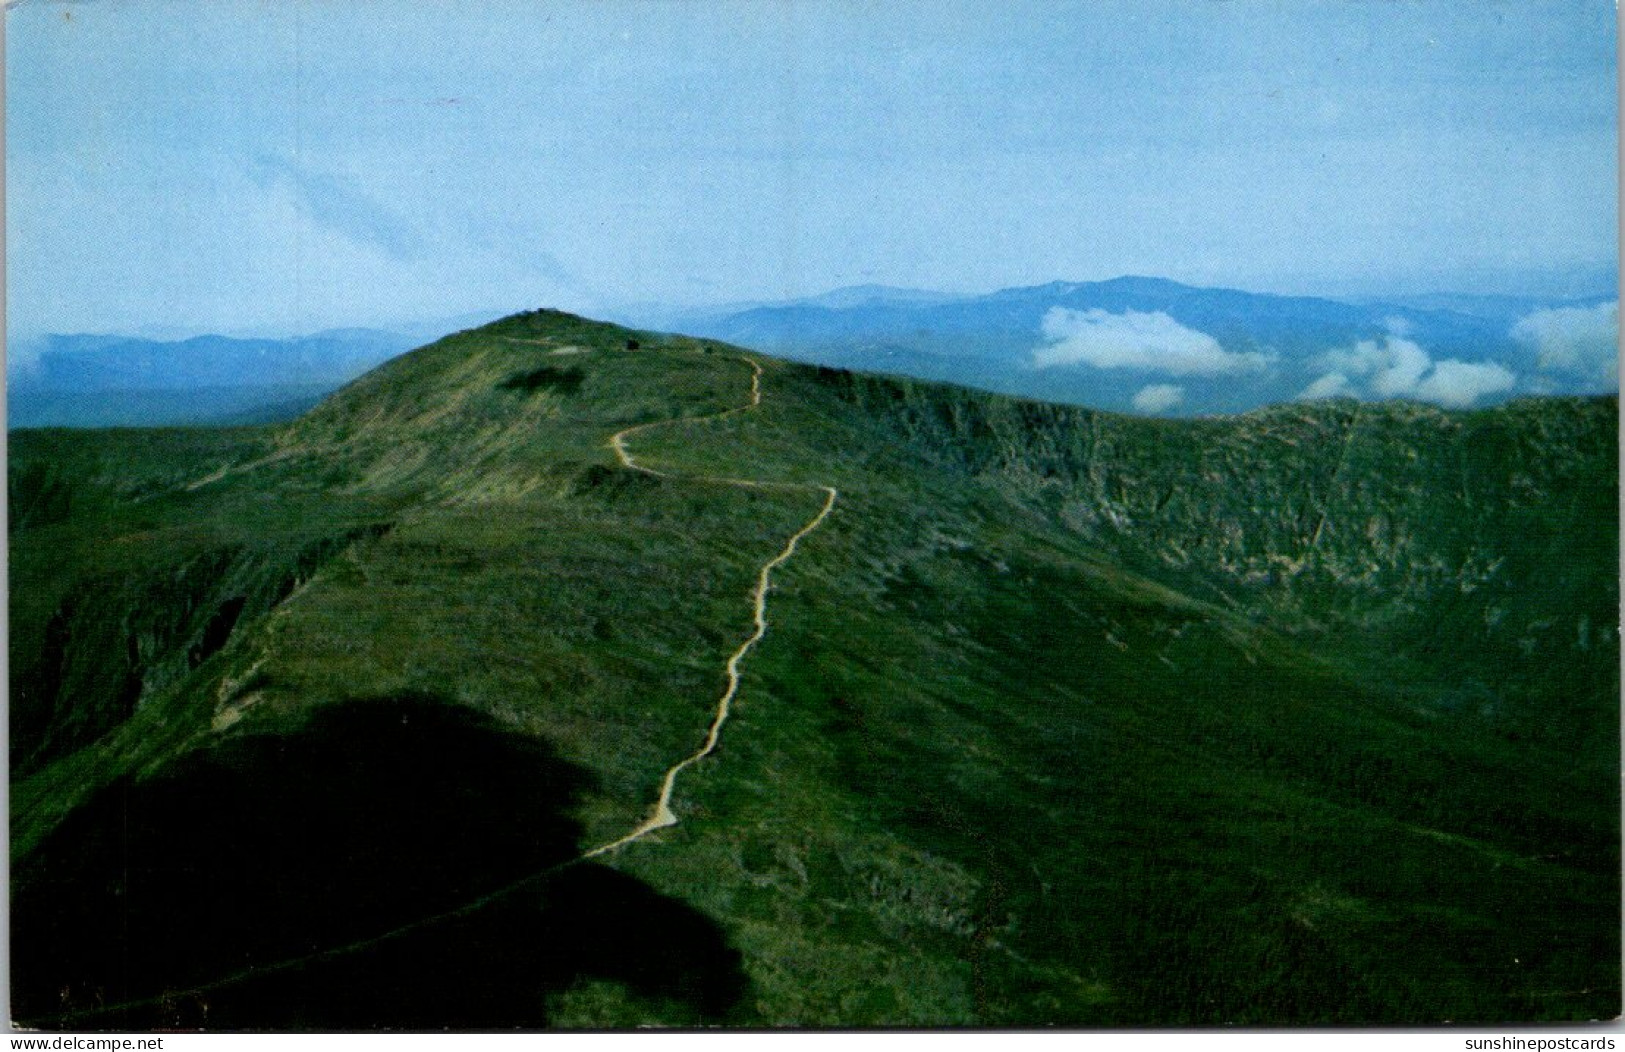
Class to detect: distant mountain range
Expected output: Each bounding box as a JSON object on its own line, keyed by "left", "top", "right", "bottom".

{"left": 10, "top": 280, "right": 1616, "bottom": 428}
{"left": 12, "top": 309, "right": 1616, "bottom": 1026}
{"left": 7, "top": 312, "right": 509, "bottom": 428}
{"left": 621, "top": 277, "right": 1619, "bottom": 416}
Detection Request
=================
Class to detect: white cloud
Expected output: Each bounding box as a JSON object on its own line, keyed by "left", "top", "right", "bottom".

{"left": 1414, "top": 359, "right": 1517, "bottom": 407}
{"left": 1307, "top": 335, "right": 1517, "bottom": 408}
{"left": 1319, "top": 336, "right": 1432, "bottom": 396}
{"left": 1318, "top": 343, "right": 1381, "bottom": 378}
{"left": 1298, "top": 372, "right": 1356, "bottom": 400}
{"left": 1512, "top": 301, "right": 1619, "bottom": 387}
{"left": 1369, "top": 338, "right": 1432, "bottom": 398}
{"left": 1131, "top": 383, "right": 1185, "bottom": 413}
{"left": 1032, "top": 307, "right": 1269, "bottom": 375}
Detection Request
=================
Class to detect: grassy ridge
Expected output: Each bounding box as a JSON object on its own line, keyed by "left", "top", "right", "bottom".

{"left": 10, "top": 310, "right": 1617, "bottom": 1026}
{"left": 606, "top": 353, "right": 1616, "bottom": 1023}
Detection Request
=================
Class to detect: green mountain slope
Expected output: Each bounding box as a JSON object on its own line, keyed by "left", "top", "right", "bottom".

{"left": 10, "top": 310, "right": 1618, "bottom": 1028}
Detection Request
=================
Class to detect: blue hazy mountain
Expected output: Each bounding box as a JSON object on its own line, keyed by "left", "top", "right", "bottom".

{"left": 657, "top": 276, "right": 1616, "bottom": 416}
{"left": 31, "top": 331, "right": 404, "bottom": 388}
{"left": 620, "top": 284, "right": 961, "bottom": 332}
{"left": 6, "top": 319, "right": 515, "bottom": 429}
{"left": 12, "top": 281, "right": 1613, "bottom": 427}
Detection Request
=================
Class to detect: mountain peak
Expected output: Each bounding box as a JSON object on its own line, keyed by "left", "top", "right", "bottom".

{"left": 1094, "top": 275, "right": 1195, "bottom": 293}
{"left": 803, "top": 285, "right": 958, "bottom": 309}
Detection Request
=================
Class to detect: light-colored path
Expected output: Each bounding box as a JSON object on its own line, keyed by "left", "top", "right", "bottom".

{"left": 586, "top": 353, "right": 839, "bottom": 856}
{"left": 50, "top": 345, "right": 839, "bottom": 1026}
{"left": 585, "top": 483, "right": 836, "bottom": 857}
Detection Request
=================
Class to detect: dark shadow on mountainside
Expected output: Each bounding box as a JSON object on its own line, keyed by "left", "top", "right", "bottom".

{"left": 12, "top": 694, "right": 748, "bottom": 1029}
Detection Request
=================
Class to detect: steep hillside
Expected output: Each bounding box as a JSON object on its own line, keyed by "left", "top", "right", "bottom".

{"left": 10, "top": 310, "right": 1618, "bottom": 1028}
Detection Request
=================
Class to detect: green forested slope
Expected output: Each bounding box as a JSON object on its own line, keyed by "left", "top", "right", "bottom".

{"left": 10, "top": 310, "right": 1618, "bottom": 1028}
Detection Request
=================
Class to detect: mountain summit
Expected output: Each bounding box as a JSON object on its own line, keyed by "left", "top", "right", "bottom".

{"left": 11, "top": 311, "right": 1618, "bottom": 1027}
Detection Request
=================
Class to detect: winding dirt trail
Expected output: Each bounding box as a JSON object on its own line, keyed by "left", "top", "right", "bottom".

{"left": 49, "top": 345, "right": 839, "bottom": 1026}
{"left": 586, "top": 354, "right": 839, "bottom": 856}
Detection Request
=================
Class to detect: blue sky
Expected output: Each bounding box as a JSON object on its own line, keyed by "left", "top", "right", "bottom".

{"left": 7, "top": 0, "right": 1618, "bottom": 337}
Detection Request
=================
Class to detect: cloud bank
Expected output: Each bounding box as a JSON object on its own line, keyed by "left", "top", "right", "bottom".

{"left": 1299, "top": 333, "right": 1516, "bottom": 408}
{"left": 1032, "top": 308, "right": 1268, "bottom": 375}
{"left": 1512, "top": 300, "right": 1619, "bottom": 388}
{"left": 1298, "top": 371, "right": 1356, "bottom": 400}
{"left": 1413, "top": 359, "right": 1518, "bottom": 407}
{"left": 1131, "top": 383, "right": 1185, "bottom": 413}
